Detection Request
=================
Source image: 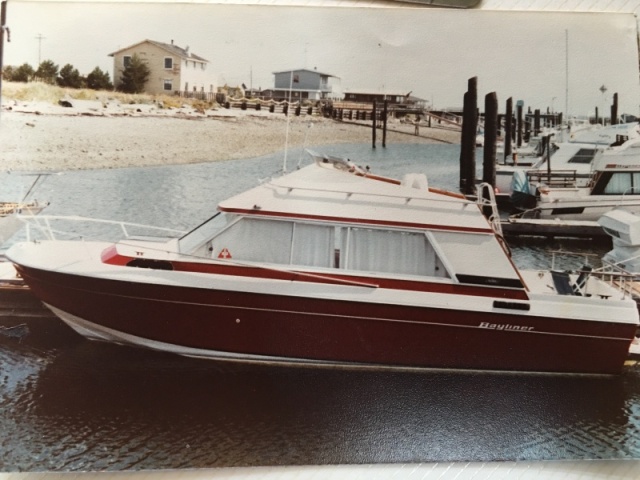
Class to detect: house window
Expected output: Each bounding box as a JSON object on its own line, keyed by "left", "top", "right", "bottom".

{"left": 123, "top": 56, "right": 131, "bottom": 68}
{"left": 164, "top": 57, "right": 173, "bottom": 69}
{"left": 163, "top": 80, "right": 172, "bottom": 91}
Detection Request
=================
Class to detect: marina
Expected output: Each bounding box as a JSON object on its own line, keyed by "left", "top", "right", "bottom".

{"left": 3, "top": 144, "right": 640, "bottom": 469}
{"left": 1, "top": 0, "right": 640, "bottom": 473}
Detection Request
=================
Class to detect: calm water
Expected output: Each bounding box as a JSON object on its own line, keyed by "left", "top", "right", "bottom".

{"left": 1, "top": 143, "right": 637, "bottom": 472}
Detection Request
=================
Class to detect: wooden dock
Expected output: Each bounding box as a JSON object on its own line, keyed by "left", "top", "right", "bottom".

{"left": 500, "top": 218, "right": 608, "bottom": 240}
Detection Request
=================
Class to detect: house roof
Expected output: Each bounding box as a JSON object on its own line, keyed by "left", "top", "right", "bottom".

{"left": 272, "top": 68, "right": 338, "bottom": 78}
{"left": 108, "top": 39, "right": 208, "bottom": 62}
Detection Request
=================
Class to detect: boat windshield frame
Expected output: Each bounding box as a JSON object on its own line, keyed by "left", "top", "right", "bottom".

{"left": 178, "top": 212, "right": 239, "bottom": 254}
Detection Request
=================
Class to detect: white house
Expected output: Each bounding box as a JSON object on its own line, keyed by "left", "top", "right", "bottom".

{"left": 109, "top": 39, "right": 216, "bottom": 95}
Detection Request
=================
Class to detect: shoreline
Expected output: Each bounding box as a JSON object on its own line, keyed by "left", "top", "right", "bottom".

{"left": 0, "top": 102, "right": 461, "bottom": 172}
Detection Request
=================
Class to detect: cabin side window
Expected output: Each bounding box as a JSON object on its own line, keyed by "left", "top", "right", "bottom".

{"left": 209, "top": 218, "right": 334, "bottom": 268}
{"left": 192, "top": 217, "right": 453, "bottom": 279}
{"left": 339, "top": 227, "right": 449, "bottom": 278}
{"left": 210, "top": 218, "right": 293, "bottom": 264}
{"left": 429, "top": 231, "right": 522, "bottom": 286}
{"left": 603, "top": 172, "right": 640, "bottom": 195}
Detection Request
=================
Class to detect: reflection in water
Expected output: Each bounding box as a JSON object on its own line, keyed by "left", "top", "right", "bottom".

{"left": 1, "top": 326, "right": 639, "bottom": 471}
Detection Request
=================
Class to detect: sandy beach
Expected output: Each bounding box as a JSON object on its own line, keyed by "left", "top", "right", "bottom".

{"left": 0, "top": 99, "right": 461, "bottom": 172}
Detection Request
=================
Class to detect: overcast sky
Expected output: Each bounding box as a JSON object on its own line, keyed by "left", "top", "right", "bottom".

{"left": 3, "top": 1, "right": 640, "bottom": 116}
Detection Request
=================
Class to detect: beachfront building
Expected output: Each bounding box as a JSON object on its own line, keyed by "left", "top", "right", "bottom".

{"left": 108, "top": 39, "right": 216, "bottom": 95}
{"left": 271, "top": 68, "right": 340, "bottom": 101}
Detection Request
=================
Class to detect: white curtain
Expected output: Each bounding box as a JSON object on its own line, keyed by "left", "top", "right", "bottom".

{"left": 344, "top": 228, "right": 432, "bottom": 276}
{"left": 604, "top": 173, "right": 632, "bottom": 195}
{"left": 211, "top": 218, "right": 293, "bottom": 264}
{"left": 210, "top": 218, "right": 335, "bottom": 267}
{"left": 291, "top": 223, "right": 334, "bottom": 268}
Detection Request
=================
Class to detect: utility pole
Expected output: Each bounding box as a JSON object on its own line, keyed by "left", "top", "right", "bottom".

{"left": 0, "top": 0, "right": 9, "bottom": 123}
{"left": 35, "top": 33, "right": 46, "bottom": 65}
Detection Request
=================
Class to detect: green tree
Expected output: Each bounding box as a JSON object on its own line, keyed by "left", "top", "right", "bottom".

{"left": 11, "top": 63, "right": 35, "bottom": 82}
{"left": 57, "top": 63, "right": 84, "bottom": 88}
{"left": 57, "top": 64, "right": 82, "bottom": 88}
{"left": 1, "top": 65, "right": 15, "bottom": 80}
{"left": 1, "top": 65, "right": 14, "bottom": 81}
{"left": 35, "top": 59, "right": 59, "bottom": 84}
{"left": 118, "top": 54, "right": 150, "bottom": 93}
{"left": 86, "top": 66, "right": 113, "bottom": 91}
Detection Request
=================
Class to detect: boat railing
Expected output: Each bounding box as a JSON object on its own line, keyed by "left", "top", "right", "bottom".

{"left": 550, "top": 250, "right": 638, "bottom": 298}
{"left": 16, "top": 214, "right": 187, "bottom": 243}
{"left": 592, "top": 260, "right": 640, "bottom": 299}
{"left": 526, "top": 169, "right": 578, "bottom": 189}
{"left": 476, "top": 182, "right": 503, "bottom": 237}
{"left": 619, "top": 186, "right": 640, "bottom": 201}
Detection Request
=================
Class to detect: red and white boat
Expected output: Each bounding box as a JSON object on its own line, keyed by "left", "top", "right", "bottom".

{"left": 6, "top": 152, "right": 640, "bottom": 374}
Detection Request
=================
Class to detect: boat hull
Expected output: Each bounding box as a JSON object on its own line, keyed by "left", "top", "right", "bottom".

{"left": 13, "top": 262, "right": 637, "bottom": 375}
{"left": 537, "top": 197, "right": 640, "bottom": 221}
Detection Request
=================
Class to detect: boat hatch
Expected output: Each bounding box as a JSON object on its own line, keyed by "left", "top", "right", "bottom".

{"left": 567, "top": 148, "right": 598, "bottom": 164}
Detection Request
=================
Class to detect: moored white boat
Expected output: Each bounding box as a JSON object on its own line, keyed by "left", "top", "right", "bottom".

{"left": 6, "top": 151, "right": 639, "bottom": 374}
{"left": 497, "top": 122, "right": 640, "bottom": 197}
{"left": 514, "top": 134, "right": 640, "bottom": 221}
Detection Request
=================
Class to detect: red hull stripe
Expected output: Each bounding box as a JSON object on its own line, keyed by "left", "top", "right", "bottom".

{"left": 102, "top": 251, "right": 529, "bottom": 300}
{"left": 218, "top": 207, "right": 493, "bottom": 234}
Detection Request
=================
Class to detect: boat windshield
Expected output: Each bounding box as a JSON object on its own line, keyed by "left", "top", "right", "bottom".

{"left": 177, "top": 213, "right": 232, "bottom": 255}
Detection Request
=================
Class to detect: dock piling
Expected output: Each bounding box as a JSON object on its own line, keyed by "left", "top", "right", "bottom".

{"left": 459, "top": 77, "right": 478, "bottom": 196}
{"left": 382, "top": 100, "right": 388, "bottom": 148}
{"left": 372, "top": 100, "right": 377, "bottom": 149}
{"left": 483, "top": 92, "right": 497, "bottom": 190}
{"left": 516, "top": 101, "right": 523, "bottom": 148}
{"left": 504, "top": 98, "right": 513, "bottom": 164}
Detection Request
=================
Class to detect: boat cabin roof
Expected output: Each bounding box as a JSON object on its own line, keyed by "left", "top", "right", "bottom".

{"left": 218, "top": 157, "right": 493, "bottom": 234}
{"left": 592, "top": 136, "right": 640, "bottom": 171}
